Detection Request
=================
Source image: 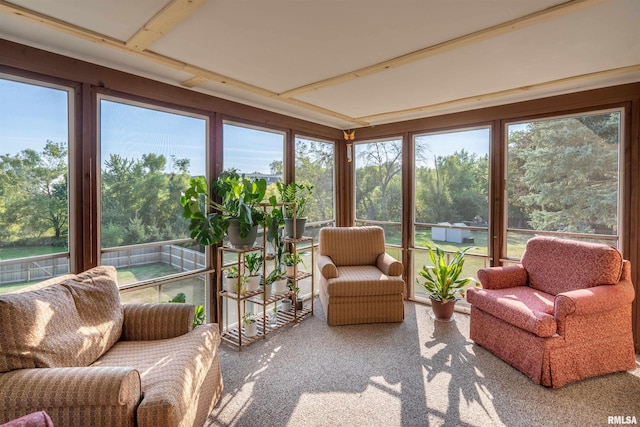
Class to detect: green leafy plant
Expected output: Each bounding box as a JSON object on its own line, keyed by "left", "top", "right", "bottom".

{"left": 283, "top": 252, "right": 305, "bottom": 268}
{"left": 276, "top": 182, "right": 313, "bottom": 218}
{"left": 265, "top": 268, "right": 287, "bottom": 285}
{"left": 225, "top": 266, "right": 239, "bottom": 278}
{"left": 168, "top": 292, "right": 205, "bottom": 329}
{"left": 180, "top": 169, "right": 266, "bottom": 246}
{"left": 242, "top": 311, "right": 255, "bottom": 325}
{"left": 245, "top": 252, "right": 263, "bottom": 276}
{"left": 265, "top": 196, "right": 285, "bottom": 270}
{"left": 417, "top": 245, "right": 475, "bottom": 302}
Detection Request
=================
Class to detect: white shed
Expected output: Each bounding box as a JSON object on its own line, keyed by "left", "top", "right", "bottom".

{"left": 447, "top": 222, "right": 472, "bottom": 243}
{"left": 432, "top": 222, "right": 450, "bottom": 242}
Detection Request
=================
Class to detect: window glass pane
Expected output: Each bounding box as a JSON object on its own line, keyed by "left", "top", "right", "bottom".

{"left": 354, "top": 139, "right": 402, "bottom": 244}
{"left": 119, "top": 275, "right": 206, "bottom": 306}
{"left": 223, "top": 122, "right": 284, "bottom": 189}
{"left": 412, "top": 128, "right": 490, "bottom": 301}
{"left": 506, "top": 111, "right": 620, "bottom": 258}
{"left": 99, "top": 98, "right": 207, "bottom": 302}
{"left": 0, "top": 77, "right": 70, "bottom": 293}
{"left": 295, "top": 136, "right": 335, "bottom": 239}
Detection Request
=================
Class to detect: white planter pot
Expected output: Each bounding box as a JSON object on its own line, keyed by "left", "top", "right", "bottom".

{"left": 224, "top": 276, "right": 245, "bottom": 294}
{"left": 272, "top": 278, "right": 288, "bottom": 295}
{"left": 246, "top": 275, "right": 261, "bottom": 292}
{"left": 262, "top": 284, "right": 272, "bottom": 301}
{"left": 224, "top": 276, "right": 237, "bottom": 292}
{"left": 285, "top": 265, "right": 296, "bottom": 277}
{"left": 244, "top": 321, "right": 258, "bottom": 337}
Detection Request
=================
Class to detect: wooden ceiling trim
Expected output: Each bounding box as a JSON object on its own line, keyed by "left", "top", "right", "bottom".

{"left": 357, "top": 63, "right": 640, "bottom": 123}
{"left": 0, "top": 0, "right": 362, "bottom": 126}
{"left": 125, "top": 0, "right": 208, "bottom": 51}
{"left": 276, "top": 0, "right": 609, "bottom": 99}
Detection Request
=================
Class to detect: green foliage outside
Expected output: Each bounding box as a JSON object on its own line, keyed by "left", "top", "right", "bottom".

{"left": 355, "top": 112, "right": 619, "bottom": 248}
{"left": 0, "top": 140, "right": 69, "bottom": 250}
{"left": 168, "top": 292, "right": 205, "bottom": 328}
{"left": 508, "top": 113, "right": 619, "bottom": 234}
{"left": 295, "top": 139, "right": 334, "bottom": 223}
{"left": 101, "top": 153, "right": 193, "bottom": 248}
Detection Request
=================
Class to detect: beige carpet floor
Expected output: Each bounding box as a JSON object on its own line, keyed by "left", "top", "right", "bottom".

{"left": 207, "top": 300, "right": 640, "bottom": 427}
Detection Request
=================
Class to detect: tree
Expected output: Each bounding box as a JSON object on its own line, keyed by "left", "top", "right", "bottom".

{"left": 0, "top": 140, "right": 68, "bottom": 245}
{"left": 295, "top": 140, "right": 334, "bottom": 222}
{"left": 508, "top": 113, "right": 619, "bottom": 233}
{"left": 355, "top": 141, "right": 403, "bottom": 222}
{"left": 101, "top": 153, "right": 192, "bottom": 247}
{"left": 414, "top": 150, "right": 488, "bottom": 224}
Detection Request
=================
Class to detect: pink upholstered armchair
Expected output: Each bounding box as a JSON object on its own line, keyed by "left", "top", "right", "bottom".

{"left": 467, "top": 236, "right": 636, "bottom": 388}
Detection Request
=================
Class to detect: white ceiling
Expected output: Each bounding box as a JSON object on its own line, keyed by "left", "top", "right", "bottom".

{"left": 1, "top": 0, "right": 639, "bottom": 129}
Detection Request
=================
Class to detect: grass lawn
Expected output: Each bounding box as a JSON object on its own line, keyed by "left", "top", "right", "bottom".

{"left": 0, "top": 245, "right": 67, "bottom": 260}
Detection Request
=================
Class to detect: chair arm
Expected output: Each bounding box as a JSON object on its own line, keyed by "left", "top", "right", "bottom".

{"left": 317, "top": 254, "right": 338, "bottom": 279}
{"left": 1, "top": 367, "right": 141, "bottom": 410}
{"left": 121, "top": 303, "right": 194, "bottom": 341}
{"left": 376, "top": 253, "right": 403, "bottom": 276}
{"left": 476, "top": 265, "right": 528, "bottom": 290}
{"left": 555, "top": 280, "right": 636, "bottom": 319}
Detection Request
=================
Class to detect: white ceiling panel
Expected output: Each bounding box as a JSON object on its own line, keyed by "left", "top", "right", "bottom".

{"left": 149, "top": 0, "right": 565, "bottom": 92}
{"left": 1, "top": 0, "right": 639, "bottom": 128}
{"left": 7, "top": 0, "right": 168, "bottom": 41}
{"left": 296, "top": 0, "right": 640, "bottom": 119}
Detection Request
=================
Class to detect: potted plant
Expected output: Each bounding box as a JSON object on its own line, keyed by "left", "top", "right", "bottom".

{"left": 245, "top": 252, "right": 263, "bottom": 292}
{"left": 417, "top": 245, "right": 475, "bottom": 322}
{"left": 276, "top": 182, "right": 313, "bottom": 239}
{"left": 266, "top": 268, "right": 288, "bottom": 296}
{"left": 224, "top": 266, "right": 246, "bottom": 294}
{"left": 242, "top": 312, "right": 258, "bottom": 337}
{"left": 283, "top": 252, "right": 305, "bottom": 277}
{"left": 180, "top": 169, "right": 266, "bottom": 249}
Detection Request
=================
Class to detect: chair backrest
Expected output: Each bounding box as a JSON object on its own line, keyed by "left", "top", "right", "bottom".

{"left": 318, "top": 226, "right": 386, "bottom": 266}
{"left": 521, "top": 236, "right": 624, "bottom": 295}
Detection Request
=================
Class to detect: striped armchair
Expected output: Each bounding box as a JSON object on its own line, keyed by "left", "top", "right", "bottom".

{"left": 0, "top": 266, "right": 223, "bottom": 427}
{"left": 317, "top": 226, "right": 405, "bottom": 326}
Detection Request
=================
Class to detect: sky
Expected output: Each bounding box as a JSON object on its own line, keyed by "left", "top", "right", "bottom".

{"left": 2, "top": 76, "right": 497, "bottom": 174}
{"left": 0, "top": 77, "right": 284, "bottom": 177}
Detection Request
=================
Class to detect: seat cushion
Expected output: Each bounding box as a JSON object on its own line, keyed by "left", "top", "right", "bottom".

{"left": 466, "top": 286, "right": 556, "bottom": 337}
{"left": 521, "top": 236, "right": 623, "bottom": 295}
{"left": 325, "top": 266, "right": 405, "bottom": 297}
{"left": 92, "top": 324, "right": 220, "bottom": 427}
{"left": 0, "top": 266, "right": 123, "bottom": 373}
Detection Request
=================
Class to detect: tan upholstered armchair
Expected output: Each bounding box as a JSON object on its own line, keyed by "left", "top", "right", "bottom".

{"left": 317, "top": 226, "right": 405, "bottom": 326}
{"left": 467, "top": 237, "right": 636, "bottom": 388}
{"left": 0, "top": 266, "right": 223, "bottom": 427}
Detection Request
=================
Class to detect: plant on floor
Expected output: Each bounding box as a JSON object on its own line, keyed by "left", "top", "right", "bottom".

{"left": 168, "top": 292, "right": 205, "bottom": 328}
{"left": 417, "top": 245, "right": 475, "bottom": 303}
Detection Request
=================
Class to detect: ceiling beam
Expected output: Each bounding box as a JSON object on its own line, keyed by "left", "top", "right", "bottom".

{"left": 356, "top": 63, "right": 640, "bottom": 124}
{"left": 0, "top": 0, "right": 365, "bottom": 126}
{"left": 126, "top": 0, "right": 208, "bottom": 51}
{"left": 276, "top": 0, "right": 610, "bottom": 99}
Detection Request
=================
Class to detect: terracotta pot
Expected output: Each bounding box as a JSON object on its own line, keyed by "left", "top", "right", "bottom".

{"left": 430, "top": 298, "right": 456, "bottom": 321}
